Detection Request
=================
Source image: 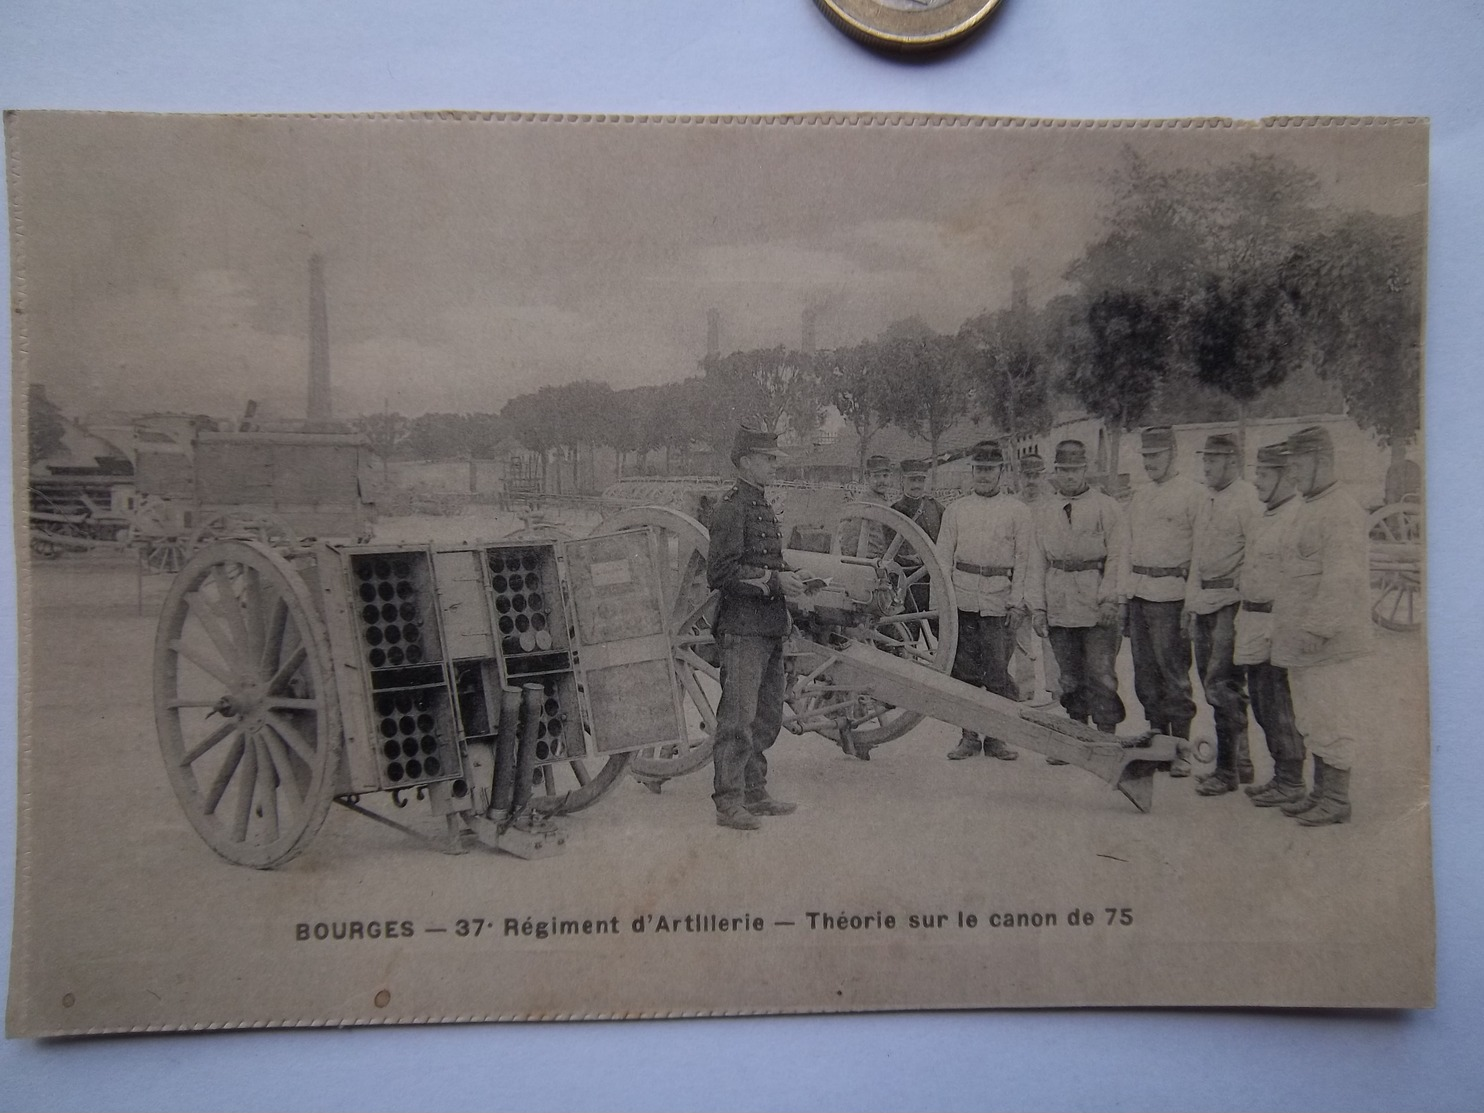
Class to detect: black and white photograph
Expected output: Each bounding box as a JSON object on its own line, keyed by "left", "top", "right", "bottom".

{"left": 6, "top": 111, "right": 1431, "bottom": 1034}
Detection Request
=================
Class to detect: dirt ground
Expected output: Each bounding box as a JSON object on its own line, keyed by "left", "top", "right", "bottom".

{"left": 7, "top": 517, "right": 1435, "bottom": 1032}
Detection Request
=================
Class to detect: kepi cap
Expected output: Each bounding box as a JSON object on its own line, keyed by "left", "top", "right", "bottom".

{"left": 1198, "top": 433, "right": 1241, "bottom": 456}
{"left": 1018, "top": 451, "right": 1045, "bottom": 475}
{"left": 864, "top": 454, "right": 893, "bottom": 472}
{"left": 1255, "top": 442, "right": 1289, "bottom": 467}
{"left": 1054, "top": 440, "right": 1088, "bottom": 467}
{"left": 1140, "top": 426, "right": 1175, "bottom": 454}
{"left": 899, "top": 458, "right": 931, "bottom": 477}
{"left": 1285, "top": 425, "right": 1334, "bottom": 458}
{"left": 971, "top": 441, "right": 1005, "bottom": 467}
{"left": 731, "top": 424, "right": 785, "bottom": 463}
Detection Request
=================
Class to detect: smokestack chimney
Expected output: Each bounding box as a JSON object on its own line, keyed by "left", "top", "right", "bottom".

{"left": 706, "top": 308, "right": 721, "bottom": 358}
{"left": 307, "top": 253, "right": 331, "bottom": 422}
{"left": 801, "top": 307, "right": 817, "bottom": 353}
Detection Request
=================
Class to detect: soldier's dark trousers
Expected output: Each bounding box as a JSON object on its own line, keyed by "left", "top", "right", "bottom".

{"left": 1128, "top": 597, "right": 1196, "bottom": 733}
{"left": 1048, "top": 624, "right": 1125, "bottom": 730}
{"left": 951, "top": 612, "right": 1018, "bottom": 702}
{"left": 1193, "top": 604, "right": 1251, "bottom": 775}
{"left": 712, "top": 634, "right": 787, "bottom": 810}
{"left": 1245, "top": 660, "right": 1304, "bottom": 771}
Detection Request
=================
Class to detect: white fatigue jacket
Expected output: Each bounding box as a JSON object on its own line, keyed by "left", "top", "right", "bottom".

{"left": 1270, "top": 482, "right": 1375, "bottom": 669}
{"left": 1233, "top": 494, "right": 1303, "bottom": 666}
{"left": 935, "top": 492, "right": 1032, "bottom": 617}
{"left": 1122, "top": 473, "right": 1203, "bottom": 603}
{"left": 1026, "top": 487, "right": 1125, "bottom": 629}
{"left": 1185, "top": 478, "right": 1263, "bottom": 616}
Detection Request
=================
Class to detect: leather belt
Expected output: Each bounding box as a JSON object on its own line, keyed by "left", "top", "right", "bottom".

{"left": 1201, "top": 577, "right": 1236, "bottom": 590}
{"left": 1241, "top": 600, "right": 1273, "bottom": 613}
{"left": 956, "top": 561, "right": 1013, "bottom": 578}
{"left": 1132, "top": 564, "right": 1188, "bottom": 578}
{"left": 1048, "top": 558, "right": 1105, "bottom": 573}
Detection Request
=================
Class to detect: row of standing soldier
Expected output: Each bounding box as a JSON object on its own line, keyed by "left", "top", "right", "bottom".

{"left": 704, "top": 422, "right": 1372, "bottom": 831}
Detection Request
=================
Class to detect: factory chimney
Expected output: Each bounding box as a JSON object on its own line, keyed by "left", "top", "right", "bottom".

{"left": 307, "top": 253, "right": 332, "bottom": 423}
{"left": 706, "top": 308, "right": 721, "bottom": 359}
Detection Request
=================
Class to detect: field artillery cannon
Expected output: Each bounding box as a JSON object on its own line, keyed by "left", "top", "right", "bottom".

{"left": 154, "top": 527, "right": 693, "bottom": 867}
{"left": 1368, "top": 497, "right": 1423, "bottom": 633}
{"left": 601, "top": 500, "right": 1178, "bottom": 813}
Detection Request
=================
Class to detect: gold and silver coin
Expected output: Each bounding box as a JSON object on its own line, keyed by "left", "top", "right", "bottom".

{"left": 812, "top": 0, "right": 1006, "bottom": 52}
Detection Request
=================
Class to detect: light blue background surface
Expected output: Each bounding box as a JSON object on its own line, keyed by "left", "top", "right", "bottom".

{"left": 2, "top": 2, "right": 1481, "bottom": 1109}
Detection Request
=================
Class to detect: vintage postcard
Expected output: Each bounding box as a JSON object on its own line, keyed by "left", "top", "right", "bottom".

{"left": 5, "top": 111, "right": 1431, "bottom": 1035}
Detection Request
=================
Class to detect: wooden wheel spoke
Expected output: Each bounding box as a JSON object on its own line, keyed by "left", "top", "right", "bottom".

{"left": 868, "top": 629, "right": 935, "bottom": 663}
{"left": 675, "top": 647, "right": 720, "bottom": 681}
{"left": 242, "top": 567, "right": 268, "bottom": 666}
{"left": 264, "top": 644, "right": 309, "bottom": 696}
{"left": 252, "top": 732, "right": 280, "bottom": 843}
{"left": 569, "top": 760, "right": 591, "bottom": 787}
{"left": 230, "top": 737, "right": 260, "bottom": 843}
{"left": 676, "top": 665, "right": 718, "bottom": 733}
{"left": 882, "top": 533, "right": 906, "bottom": 563}
{"left": 181, "top": 720, "right": 240, "bottom": 767}
{"left": 183, "top": 592, "right": 245, "bottom": 673}
{"left": 260, "top": 724, "right": 307, "bottom": 807}
{"left": 172, "top": 639, "right": 239, "bottom": 688}
{"left": 874, "top": 610, "right": 936, "bottom": 627}
{"left": 265, "top": 697, "right": 319, "bottom": 711}
{"left": 202, "top": 733, "right": 248, "bottom": 815}
{"left": 261, "top": 598, "right": 290, "bottom": 676}
{"left": 209, "top": 563, "right": 253, "bottom": 654}
{"left": 264, "top": 710, "right": 318, "bottom": 766}
{"left": 902, "top": 566, "right": 930, "bottom": 589}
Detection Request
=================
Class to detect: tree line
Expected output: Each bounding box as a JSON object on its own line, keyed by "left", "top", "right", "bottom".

{"left": 352, "top": 151, "right": 1422, "bottom": 486}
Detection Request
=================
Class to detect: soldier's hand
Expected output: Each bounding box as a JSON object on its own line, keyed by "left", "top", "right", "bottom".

{"left": 1181, "top": 608, "right": 1197, "bottom": 640}
{"left": 1031, "top": 610, "right": 1049, "bottom": 638}
{"left": 777, "top": 570, "right": 809, "bottom": 599}
{"left": 1097, "top": 598, "right": 1120, "bottom": 628}
{"left": 1118, "top": 602, "right": 1130, "bottom": 637}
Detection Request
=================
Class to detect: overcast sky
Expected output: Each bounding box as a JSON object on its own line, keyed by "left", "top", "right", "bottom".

{"left": 9, "top": 113, "right": 1426, "bottom": 421}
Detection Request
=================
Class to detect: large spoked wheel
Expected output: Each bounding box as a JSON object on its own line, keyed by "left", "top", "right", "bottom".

{"left": 793, "top": 501, "right": 958, "bottom": 748}
{"left": 154, "top": 540, "right": 340, "bottom": 868}
{"left": 128, "top": 498, "right": 189, "bottom": 574}
{"left": 527, "top": 750, "right": 633, "bottom": 815}
{"left": 1368, "top": 500, "right": 1423, "bottom": 633}
{"left": 188, "top": 510, "right": 297, "bottom": 553}
{"left": 597, "top": 506, "right": 721, "bottom": 787}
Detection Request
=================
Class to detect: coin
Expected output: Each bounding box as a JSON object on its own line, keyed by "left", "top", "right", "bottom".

{"left": 812, "top": 0, "right": 1006, "bottom": 51}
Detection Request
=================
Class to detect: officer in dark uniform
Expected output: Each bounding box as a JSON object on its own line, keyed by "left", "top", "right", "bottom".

{"left": 706, "top": 425, "right": 808, "bottom": 831}
{"left": 892, "top": 458, "right": 945, "bottom": 625}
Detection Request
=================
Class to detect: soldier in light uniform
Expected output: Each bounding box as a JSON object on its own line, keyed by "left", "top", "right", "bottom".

{"left": 1011, "top": 451, "right": 1059, "bottom": 708}
{"left": 892, "top": 458, "right": 945, "bottom": 625}
{"left": 1233, "top": 442, "right": 1307, "bottom": 807}
{"left": 1271, "top": 425, "right": 1374, "bottom": 826}
{"left": 1027, "top": 440, "right": 1127, "bottom": 734}
{"left": 1123, "top": 426, "right": 1204, "bottom": 771}
{"left": 1184, "top": 433, "right": 1264, "bottom": 796}
{"left": 706, "top": 426, "right": 809, "bottom": 831}
{"left": 936, "top": 442, "right": 1033, "bottom": 761}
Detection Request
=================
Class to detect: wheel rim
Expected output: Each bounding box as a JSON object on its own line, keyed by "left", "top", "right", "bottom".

{"left": 154, "top": 540, "right": 339, "bottom": 867}
{"left": 597, "top": 506, "right": 720, "bottom": 784}
{"left": 188, "top": 511, "right": 297, "bottom": 553}
{"left": 789, "top": 500, "right": 958, "bottom": 747}
{"left": 1368, "top": 502, "right": 1424, "bottom": 632}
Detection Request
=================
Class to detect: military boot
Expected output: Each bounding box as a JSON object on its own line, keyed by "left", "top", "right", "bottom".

{"left": 1235, "top": 733, "right": 1255, "bottom": 785}
{"left": 1249, "top": 759, "right": 1307, "bottom": 807}
{"left": 1297, "top": 765, "right": 1351, "bottom": 826}
{"left": 1167, "top": 720, "right": 1193, "bottom": 778}
{"left": 744, "top": 794, "right": 798, "bottom": 817}
{"left": 947, "top": 732, "right": 982, "bottom": 760}
{"left": 982, "top": 737, "right": 1019, "bottom": 761}
{"left": 716, "top": 805, "right": 762, "bottom": 831}
{"left": 1281, "top": 757, "right": 1328, "bottom": 817}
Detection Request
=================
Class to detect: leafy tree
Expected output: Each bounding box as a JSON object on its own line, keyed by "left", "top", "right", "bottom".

{"left": 27, "top": 383, "right": 66, "bottom": 465}
{"left": 957, "top": 306, "right": 1053, "bottom": 441}
{"left": 699, "top": 346, "right": 825, "bottom": 446}
{"left": 823, "top": 341, "right": 896, "bottom": 474}
{"left": 353, "top": 410, "right": 411, "bottom": 479}
{"left": 877, "top": 321, "right": 969, "bottom": 483}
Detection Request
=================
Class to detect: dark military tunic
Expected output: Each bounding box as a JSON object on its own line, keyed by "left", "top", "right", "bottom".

{"left": 891, "top": 493, "right": 945, "bottom": 543}
{"left": 707, "top": 479, "right": 789, "bottom": 638}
